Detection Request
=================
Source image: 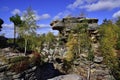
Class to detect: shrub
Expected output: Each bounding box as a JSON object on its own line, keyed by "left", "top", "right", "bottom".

{"left": 29, "top": 51, "right": 41, "bottom": 66}
{"left": 87, "top": 50, "right": 94, "bottom": 61}
{"left": 64, "top": 51, "right": 74, "bottom": 62}
{"left": 10, "top": 60, "right": 29, "bottom": 73}
{"left": 62, "top": 60, "right": 72, "bottom": 73}
{"left": 9, "top": 56, "right": 29, "bottom": 63}
{"left": 116, "top": 41, "right": 120, "bottom": 50}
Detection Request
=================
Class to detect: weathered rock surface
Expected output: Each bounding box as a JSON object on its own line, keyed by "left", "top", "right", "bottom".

{"left": 94, "top": 56, "right": 103, "bottom": 63}
{"left": 0, "top": 65, "right": 37, "bottom": 80}
{"left": 48, "top": 74, "right": 85, "bottom": 80}
{"left": 0, "top": 62, "right": 64, "bottom": 80}
{"left": 0, "top": 47, "right": 116, "bottom": 80}
{"left": 52, "top": 57, "right": 115, "bottom": 80}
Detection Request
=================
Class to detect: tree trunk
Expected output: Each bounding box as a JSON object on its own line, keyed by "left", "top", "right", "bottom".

{"left": 24, "top": 39, "right": 27, "bottom": 55}
{"left": 87, "top": 62, "right": 91, "bottom": 80}
{"left": 14, "top": 25, "right": 16, "bottom": 48}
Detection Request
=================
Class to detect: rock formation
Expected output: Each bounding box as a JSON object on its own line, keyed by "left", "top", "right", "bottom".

{"left": 50, "top": 17, "right": 115, "bottom": 80}
{"left": 50, "top": 17, "right": 98, "bottom": 43}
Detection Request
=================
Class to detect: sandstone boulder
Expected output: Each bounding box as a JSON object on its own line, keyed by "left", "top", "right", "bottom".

{"left": 48, "top": 74, "right": 85, "bottom": 80}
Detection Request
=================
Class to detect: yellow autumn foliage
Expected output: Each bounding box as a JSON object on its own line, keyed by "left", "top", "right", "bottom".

{"left": 64, "top": 34, "right": 78, "bottom": 62}
{"left": 64, "top": 51, "right": 74, "bottom": 62}
{"left": 99, "top": 22, "right": 119, "bottom": 65}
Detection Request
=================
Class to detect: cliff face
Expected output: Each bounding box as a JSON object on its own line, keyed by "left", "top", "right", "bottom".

{"left": 50, "top": 17, "right": 100, "bottom": 56}
{"left": 50, "top": 17, "right": 115, "bottom": 80}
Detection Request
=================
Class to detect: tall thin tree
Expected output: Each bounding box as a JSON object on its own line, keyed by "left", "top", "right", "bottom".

{"left": 10, "top": 14, "right": 22, "bottom": 47}
{"left": 18, "top": 7, "right": 37, "bottom": 54}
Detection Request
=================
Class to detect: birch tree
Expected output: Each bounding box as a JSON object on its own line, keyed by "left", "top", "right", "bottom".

{"left": 18, "top": 7, "right": 37, "bottom": 54}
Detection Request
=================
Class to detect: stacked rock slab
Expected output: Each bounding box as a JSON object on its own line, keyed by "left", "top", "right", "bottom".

{"left": 50, "top": 17, "right": 115, "bottom": 80}
{"left": 50, "top": 17, "right": 99, "bottom": 55}
{"left": 50, "top": 17, "right": 98, "bottom": 43}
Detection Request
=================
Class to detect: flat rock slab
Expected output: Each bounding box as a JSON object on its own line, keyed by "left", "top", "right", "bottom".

{"left": 48, "top": 74, "right": 85, "bottom": 80}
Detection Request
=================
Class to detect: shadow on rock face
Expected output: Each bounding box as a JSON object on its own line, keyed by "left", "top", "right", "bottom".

{"left": 35, "top": 62, "right": 64, "bottom": 80}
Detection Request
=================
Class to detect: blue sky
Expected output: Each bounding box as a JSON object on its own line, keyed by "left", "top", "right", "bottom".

{"left": 0, "top": 0, "right": 120, "bottom": 38}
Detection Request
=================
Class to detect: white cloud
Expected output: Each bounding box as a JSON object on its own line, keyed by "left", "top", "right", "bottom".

{"left": 81, "top": 0, "right": 120, "bottom": 11}
{"left": 38, "top": 24, "right": 50, "bottom": 28}
{"left": 67, "top": 0, "right": 84, "bottom": 10}
{"left": 11, "top": 9, "right": 21, "bottom": 15}
{"left": 2, "top": 23, "right": 14, "bottom": 29}
{"left": 31, "top": 10, "right": 50, "bottom": 20}
{"left": 31, "top": 11, "right": 51, "bottom": 21}
{"left": 39, "top": 14, "right": 51, "bottom": 20}
{"left": 0, "top": 23, "right": 14, "bottom": 38}
{"left": 85, "top": 0, "right": 97, "bottom": 4}
{"left": 0, "top": 29, "right": 14, "bottom": 38}
{"left": 112, "top": 10, "right": 120, "bottom": 18}
{"left": 48, "top": 29, "right": 59, "bottom": 35}
{"left": 12, "top": 9, "right": 51, "bottom": 21}
{"left": 67, "top": 0, "right": 120, "bottom": 11}
{"left": 53, "top": 12, "right": 63, "bottom": 20}
{"left": 34, "top": 13, "right": 51, "bottom": 20}
{"left": 53, "top": 10, "right": 71, "bottom": 20}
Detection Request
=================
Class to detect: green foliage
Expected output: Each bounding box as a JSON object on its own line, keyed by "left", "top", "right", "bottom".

{"left": 17, "top": 7, "right": 37, "bottom": 54}
{"left": 99, "top": 23, "right": 118, "bottom": 59}
{"left": 65, "top": 22, "right": 92, "bottom": 62}
{"left": 72, "top": 23, "right": 91, "bottom": 53}
{"left": 30, "top": 34, "right": 45, "bottom": 53}
{"left": 99, "top": 21, "right": 120, "bottom": 79}
{"left": 10, "top": 14, "right": 22, "bottom": 46}
{"left": 116, "top": 41, "right": 120, "bottom": 50}
{"left": 64, "top": 51, "right": 74, "bottom": 62}
{"left": 9, "top": 56, "right": 29, "bottom": 63}
{"left": 102, "top": 19, "right": 112, "bottom": 24}
{"left": 116, "top": 17, "right": 120, "bottom": 27}
{"left": 16, "top": 37, "right": 25, "bottom": 51}
{"left": 10, "top": 14, "right": 22, "bottom": 26}
{"left": 87, "top": 50, "right": 94, "bottom": 61}
{"left": 115, "top": 18, "right": 120, "bottom": 50}
{"left": 20, "top": 32, "right": 55, "bottom": 56}
{"left": 71, "top": 23, "right": 88, "bottom": 33}
{"left": 62, "top": 60, "right": 72, "bottom": 73}
{"left": 65, "top": 33, "right": 77, "bottom": 61}
{"left": 74, "top": 23, "right": 91, "bottom": 54}
{"left": 45, "top": 32, "right": 56, "bottom": 49}
{"left": 16, "top": 33, "right": 47, "bottom": 54}
{"left": 111, "top": 61, "right": 120, "bottom": 79}
{"left": 9, "top": 7, "right": 56, "bottom": 55}
{"left": 7, "top": 39, "right": 13, "bottom": 44}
